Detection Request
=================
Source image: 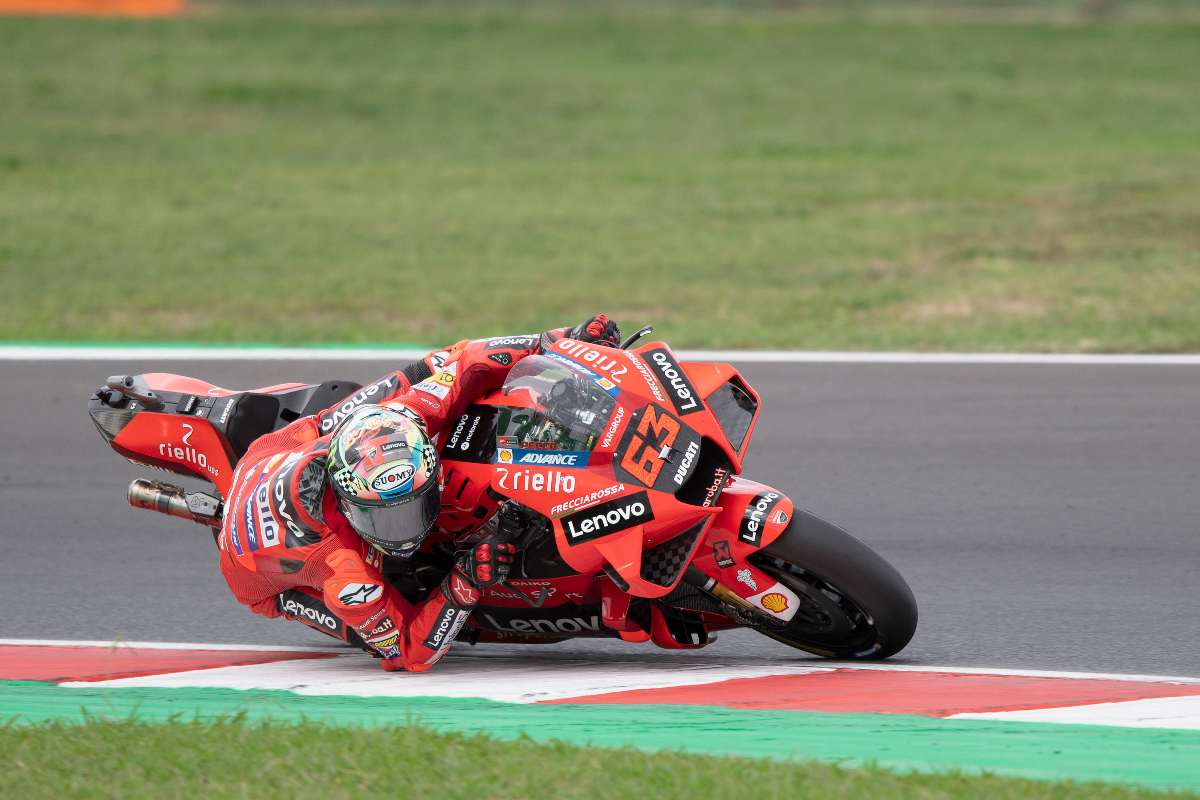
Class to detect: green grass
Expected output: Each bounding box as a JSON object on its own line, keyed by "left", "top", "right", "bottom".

{"left": 0, "top": 718, "right": 1194, "bottom": 800}
{"left": 1, "top": 1, "right": 1198, "bottom": 350}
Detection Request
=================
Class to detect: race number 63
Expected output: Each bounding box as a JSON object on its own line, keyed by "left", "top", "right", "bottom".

{"left": 619, "top": 407, "right": 680, "bottom": 487}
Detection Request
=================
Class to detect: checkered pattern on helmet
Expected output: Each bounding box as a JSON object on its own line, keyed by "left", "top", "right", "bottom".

{"left": 333, "top": 470, "right": 359, "bottom": 495}
{"left": 640, "top": 521, "right": 707, "bottom": 587}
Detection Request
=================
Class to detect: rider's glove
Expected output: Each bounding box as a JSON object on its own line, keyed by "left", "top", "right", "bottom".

{"left": 455, "top": 539, "right": 515, "bottom": 587}
{"left": 448, "top": 527, "right": 517, "bottom": 607}
{"left": 569, "top": 314, "right": 621, "bottom": 348}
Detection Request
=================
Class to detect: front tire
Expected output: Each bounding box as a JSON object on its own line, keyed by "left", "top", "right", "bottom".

{"left": 749, "top": 509, "right": 917, "bottom": 659}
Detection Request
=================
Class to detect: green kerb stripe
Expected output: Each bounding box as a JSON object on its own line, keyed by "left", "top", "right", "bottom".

{"left": 0, "top": 340, "right": 431, "bottom": 350}
{"left": 1, "top": 681, "right": 1197, "bottom": 791}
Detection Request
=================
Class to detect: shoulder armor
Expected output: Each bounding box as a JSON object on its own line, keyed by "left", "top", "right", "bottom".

{"left": 267, "top": 449, "right": 326, "bottom": 548}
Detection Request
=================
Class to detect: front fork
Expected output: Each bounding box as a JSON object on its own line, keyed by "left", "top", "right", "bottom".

{"left": 681, "top": 565, "right": 787, "bottom": 630}
{"left": 685, "top": 476, "right": 806, "bottom": 623}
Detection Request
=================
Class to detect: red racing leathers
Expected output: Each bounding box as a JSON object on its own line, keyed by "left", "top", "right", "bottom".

{"left": 216, "top": 329, "right": 566, "bottom": 672}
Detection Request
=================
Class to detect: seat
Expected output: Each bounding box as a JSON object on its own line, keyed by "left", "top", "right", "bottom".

{"left": 225, "top": 380, "right": 362, "bottom": 458}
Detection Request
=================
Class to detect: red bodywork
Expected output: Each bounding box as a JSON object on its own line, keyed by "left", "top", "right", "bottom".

{"left": 431, "top": 339, "right": 800, "bottom": 644}
{"left": 94, "top": 342, "right": 803, "bottom": 647}
{"left": 104, "top": 374, "right": 306, "bottom": 497}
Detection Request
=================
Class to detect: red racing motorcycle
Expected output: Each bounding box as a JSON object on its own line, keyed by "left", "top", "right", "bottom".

{"left": 88, "top": 331, "right": 917, "bottom": 660}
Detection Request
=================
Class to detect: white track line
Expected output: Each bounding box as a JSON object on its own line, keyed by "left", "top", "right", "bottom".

{"left": 952, "top": 696, "right": 1200, "bottom": 730}
{"left": 798, "top": 661, "right": 1200, "bottom": 685}
{"left": 61, "top": 656, "right": 834, "bottom": 702}
{"left": 5, "top": 638, "right": 1200, "bottom": 684}
{"left": 3, "top": 345, "right": 1200, "bottom": 365}
{"left": 0, "top": 637, "right": 329, "bottom": 653}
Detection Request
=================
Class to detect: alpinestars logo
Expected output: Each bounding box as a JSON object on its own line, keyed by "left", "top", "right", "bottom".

{"left": 560, "top": 491, "right": 654, "bottom": 544}
{"left": 337, "top": 583, "right": 383, "bottom": 606}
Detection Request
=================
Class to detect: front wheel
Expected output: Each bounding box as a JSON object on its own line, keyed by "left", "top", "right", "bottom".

{"left": 748, "top": 510, "right": 917, "bottom": 659}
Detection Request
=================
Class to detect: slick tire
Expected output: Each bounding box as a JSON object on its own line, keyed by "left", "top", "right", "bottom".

{"left": 750, "top": 509, "right": 917, "bottom": 660}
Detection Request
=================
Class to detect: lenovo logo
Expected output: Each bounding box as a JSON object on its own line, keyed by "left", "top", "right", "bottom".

{"left": 560, "top": 490, "right": 654, "bottom": 544}
{"left": 644, "top": 348, "right": 703, "bottom": 416}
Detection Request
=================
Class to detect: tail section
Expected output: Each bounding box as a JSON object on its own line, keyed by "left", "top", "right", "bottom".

{"left": 89, "top": 372, "right": 361, "bottom": 498}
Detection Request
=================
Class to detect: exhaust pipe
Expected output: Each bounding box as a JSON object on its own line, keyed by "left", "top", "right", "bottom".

{"left": 128, "top": 479, "right": 223, "bottom": 527}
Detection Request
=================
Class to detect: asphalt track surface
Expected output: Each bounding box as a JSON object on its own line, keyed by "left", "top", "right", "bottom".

{"left": 2, "top": 359, "right": 1197, "bottom": 677}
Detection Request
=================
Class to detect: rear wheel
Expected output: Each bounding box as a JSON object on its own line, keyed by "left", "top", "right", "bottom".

{"left": 748, "top": 510, "right": 917, "bottom": 659}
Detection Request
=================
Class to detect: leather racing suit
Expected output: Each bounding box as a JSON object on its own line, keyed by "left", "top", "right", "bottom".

{"left": 216, "top": 327, "right": 576, "bottom": 672}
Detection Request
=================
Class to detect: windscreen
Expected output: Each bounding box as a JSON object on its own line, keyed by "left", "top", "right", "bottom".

{"left": 496, "top": 354, "right": 617, "bottom": 455}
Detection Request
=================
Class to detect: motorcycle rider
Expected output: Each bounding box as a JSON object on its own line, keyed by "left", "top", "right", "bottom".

{"left": 217, "top": 315, "right": 622, "bottom": 672}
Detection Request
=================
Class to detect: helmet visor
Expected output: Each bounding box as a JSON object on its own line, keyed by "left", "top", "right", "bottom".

{"left": 338, "top": 481, "right": 440, "bottom": 557}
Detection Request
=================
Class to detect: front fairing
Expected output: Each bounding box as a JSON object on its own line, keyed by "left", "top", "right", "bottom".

{"left": 439, "top": 340, "right": 764, "bottom": 599}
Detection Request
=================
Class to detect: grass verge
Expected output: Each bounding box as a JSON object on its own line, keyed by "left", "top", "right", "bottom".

{"left": 1, "top": 2, "right": 1198, "bottom": 350}
{"left": 2, "top": 718, "right": 1196, "bottom": 800}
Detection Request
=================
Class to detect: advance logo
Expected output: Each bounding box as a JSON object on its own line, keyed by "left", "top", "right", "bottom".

{"left": 497, "top": 448, "right": 589, "bottom": 468}
{"left": 561, "top": 490, "right": 653, "bottom": 545}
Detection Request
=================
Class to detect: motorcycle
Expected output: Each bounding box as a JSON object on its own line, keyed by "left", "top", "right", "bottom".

{"left": 88, "top": 329, "right": 917, "bottom": 659}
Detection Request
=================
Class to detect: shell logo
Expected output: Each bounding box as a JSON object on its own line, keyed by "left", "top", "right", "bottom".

{"left": 760, "top": 592, "right": 789, "bottom": 613}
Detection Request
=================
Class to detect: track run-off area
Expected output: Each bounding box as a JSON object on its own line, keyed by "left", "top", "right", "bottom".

{"left": 4, "top": 640, "right": 1200, "bottom": 791}
{"left": 1, "top": 348, "right": 1198, "bottom": 790}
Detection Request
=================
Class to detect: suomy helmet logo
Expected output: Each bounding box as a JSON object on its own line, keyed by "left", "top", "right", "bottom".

{"left": 371, "top": 463, "right": 415, "bottom": 492}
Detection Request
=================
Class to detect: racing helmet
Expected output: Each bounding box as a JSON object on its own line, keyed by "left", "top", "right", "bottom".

{"left": 326, "top": 404, "right": 441, "bottom": 557}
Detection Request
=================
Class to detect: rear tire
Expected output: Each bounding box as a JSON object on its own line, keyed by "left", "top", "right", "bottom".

{"left": 749, "top": 509, "right": 917, "bottom": 659}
